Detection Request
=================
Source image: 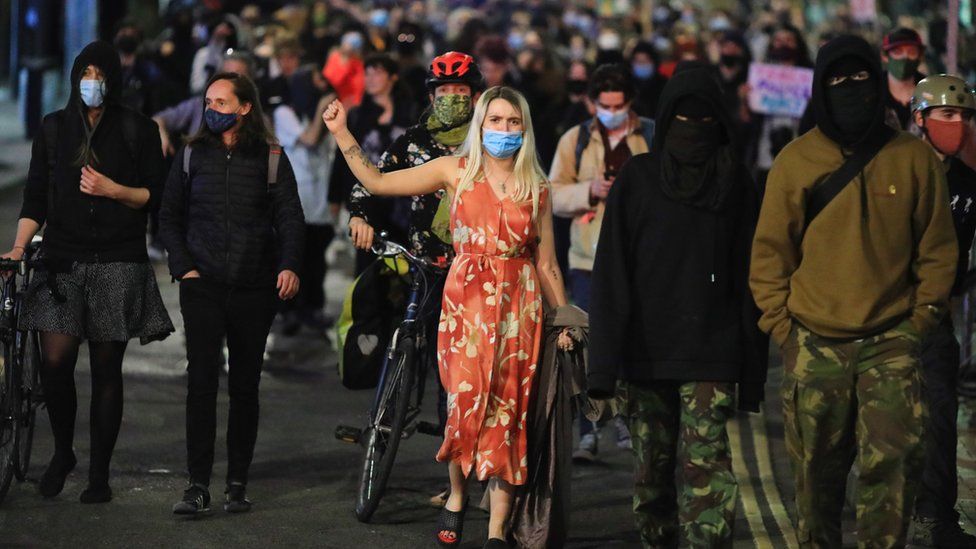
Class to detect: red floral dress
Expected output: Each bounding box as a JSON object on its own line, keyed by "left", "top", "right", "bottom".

{"left": 435, "top": 162, "right": 546, "bottom": 485}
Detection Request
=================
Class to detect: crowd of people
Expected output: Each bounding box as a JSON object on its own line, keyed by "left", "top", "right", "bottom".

{"left": 4, "top": 1, "right": 976, "bottom": 548}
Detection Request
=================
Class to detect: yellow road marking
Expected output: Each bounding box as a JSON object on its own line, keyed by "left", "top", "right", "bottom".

{"left": 728, "top": 415, "right": 773, "bottom": 549}
{"left": 749, "top": 411, "right": 799, "bottom": 548}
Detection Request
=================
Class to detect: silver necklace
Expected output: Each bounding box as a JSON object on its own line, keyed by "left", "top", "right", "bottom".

{"left": 486, "top": 163, "right": 515, "bottom": 194}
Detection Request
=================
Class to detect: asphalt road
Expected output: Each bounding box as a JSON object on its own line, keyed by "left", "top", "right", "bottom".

{"left": 1, "top": 181, "right": 975, "bottom": 548}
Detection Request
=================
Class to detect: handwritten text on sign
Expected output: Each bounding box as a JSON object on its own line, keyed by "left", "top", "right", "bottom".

{"left": 748, "top": 63, "right": 815, "bottom": 118}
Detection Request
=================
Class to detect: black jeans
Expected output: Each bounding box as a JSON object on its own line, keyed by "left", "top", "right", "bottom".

{"left": 179, "top": 278, "right": 277, "bottom": 487}
{"left": 915, "top": 316, "right": 961, "bottom": 520}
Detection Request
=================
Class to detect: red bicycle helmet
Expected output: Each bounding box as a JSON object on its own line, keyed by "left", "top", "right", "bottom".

{"left": 426, "top": 51, "right": 485, "bottom": 92}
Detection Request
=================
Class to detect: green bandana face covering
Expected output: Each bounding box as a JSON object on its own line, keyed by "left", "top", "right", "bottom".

{"left": 431, "top": 94, "right": 472, "bottom": 127}
{"left": 427, "top": 94, "right": 473, "bottom": 146}
{"left": 887, "top": 57, "right": 920, "bottom": 81}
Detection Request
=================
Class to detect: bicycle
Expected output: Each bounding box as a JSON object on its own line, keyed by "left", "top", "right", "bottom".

{"left": 0, "top": 242, "right": 44, "bottom": 505}
{"left": 335, "top": 233, "right": 449, "bottom": 522}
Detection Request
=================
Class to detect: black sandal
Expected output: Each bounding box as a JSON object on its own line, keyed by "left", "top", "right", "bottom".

{"left": 436, "top": 498, "right": 468, "bottom": 547}
{"left": 484, "top": 538, "right": 508, "bottom": 548}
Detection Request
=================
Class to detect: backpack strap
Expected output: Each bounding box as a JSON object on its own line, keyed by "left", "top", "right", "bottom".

{"left": 182, "top": 144, "right": 193, "bottom": 180}
{"left": 573, "top": 119, "right": 594, "bottom": 175}
{"left": 638, "top": 117, "right": 655, "bottom": 151}
{"left": 267, "top": 144, "right": 281, "bottom": 188}
{"left": 803, "top": 127, "right": 897, "bottom": 235}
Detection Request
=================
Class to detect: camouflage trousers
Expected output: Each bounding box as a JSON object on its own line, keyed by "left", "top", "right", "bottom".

{"left": 624, "top": 381, "right": 738, "bottom": 549}
{"left": 781, "top": 320, "right": 924, "bottom": 549}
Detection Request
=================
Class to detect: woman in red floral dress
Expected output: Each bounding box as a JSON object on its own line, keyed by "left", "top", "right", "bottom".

{"left": 324, "top": 86, "right": 572, "bottom": 548}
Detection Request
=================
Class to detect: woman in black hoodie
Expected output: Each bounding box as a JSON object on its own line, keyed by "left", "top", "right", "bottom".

{"left": 1, "top": 41, "right": 174, "bottom": 503}
{"left": 588, "top": 67, "right": 768, "bottom": 547}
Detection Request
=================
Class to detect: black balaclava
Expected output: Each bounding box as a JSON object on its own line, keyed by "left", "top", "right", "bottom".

{"left": 811, "top": 36, "right": 889, "bottom": 150}
{"left": 665, "top": 96, "right": 722, "bottom": 164}
{"left": 654, "top": 70, "right": 738, "bottom": 212}
{"left": 825, "top": 55, "right": 878, "bottom": 145}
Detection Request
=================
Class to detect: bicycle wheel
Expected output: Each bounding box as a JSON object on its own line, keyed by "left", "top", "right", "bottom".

{"left": 355, "top": 336, "right": 416, "bottom": 522}
{"left": 15, "top": 331, "right": 40, "bottom": 481}
{"left": 0, "top": 331, "right": 18, "bottom": 504}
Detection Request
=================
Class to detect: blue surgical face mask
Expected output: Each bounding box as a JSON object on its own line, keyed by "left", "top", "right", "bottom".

{"left": 596, "top": 107, "right": 629, "bottom": 130}
{"left": 79, "top": 79, "right": 105, "bottom": 107}
{"left": 633, "top": 62, "right": 655, "bottom": 80}
{"left": 482, "top": 129, "right": 523, "bottom": 159}
{"left": 205, "top": 108, "right": 240, "bottom": 134}
{"left": 369, "top": 10, "right": 389, "bottom": 28}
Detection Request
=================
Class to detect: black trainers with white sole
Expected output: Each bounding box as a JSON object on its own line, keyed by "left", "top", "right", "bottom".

{"left": 172, "top": 483, "right": 211, "bottom": 515}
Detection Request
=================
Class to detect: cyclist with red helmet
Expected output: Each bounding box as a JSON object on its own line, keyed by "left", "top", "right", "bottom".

{"left": 346, "top": 51, "right": 485, "bottom": 261}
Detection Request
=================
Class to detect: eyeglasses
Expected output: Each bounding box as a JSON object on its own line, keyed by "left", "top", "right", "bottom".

{"left": 826, "top": 71, "right": 871, "bottom": 87}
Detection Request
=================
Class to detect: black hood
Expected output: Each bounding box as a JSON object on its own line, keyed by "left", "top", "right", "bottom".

{"left": 67, "top": 41, "right": 123, "bottom": 110}
{"left": 811, "top": 35, "right": 887, "bottom": 146}
{"left": 652, "top": 67, "right": 735, "bottom": 153}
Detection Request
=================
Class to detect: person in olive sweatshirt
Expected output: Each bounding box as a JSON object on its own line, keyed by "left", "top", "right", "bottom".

{"left": 750, "top": 36, "right": 957, "bottom": 548}
{"left": 588, "top": 67, "right": 768, "bottom": 548}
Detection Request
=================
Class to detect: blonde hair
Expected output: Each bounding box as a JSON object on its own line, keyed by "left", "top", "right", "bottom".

{"left": 454, "top": 86, "right": 548, "bottom": 219}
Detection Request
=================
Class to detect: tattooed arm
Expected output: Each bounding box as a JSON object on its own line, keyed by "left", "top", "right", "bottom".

{"left": 323, "top": 99, "right": 454, "bottom": 196}
{"left": 535, "top": 185, "right": 569, "bottom": 309}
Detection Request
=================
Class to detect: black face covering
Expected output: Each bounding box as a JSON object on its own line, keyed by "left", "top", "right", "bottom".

{"left": 566, "top": 79, "right": 587, "bottom": 96}
{"left": 660, "top": 103, "right": 736, "bottom": 211}
{"left": 826, "top": 79, "right": 878, "bottom": 143}
{"left": 665, "top": 118, "right": 721, "bottom": 163}
{"left": 719, "top": 54, "right": 744, "bottom": 68}
{"left": 114, "top": 35, "right": 139, "bottom": 55}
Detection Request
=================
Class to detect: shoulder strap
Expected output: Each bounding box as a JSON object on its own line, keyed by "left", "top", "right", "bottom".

{"left": 268, "top": 144, "right": 281, "bottom": 187}
{"left": 638, "top": 117, "right": 655, "bottom": 151}
{"left": 804, "top": 128, "right": 897, "bottom": 231}
{"left": 182, "top": 145, "right": 193, "bottom": 179}
{"left": 573, "top": 119, "right": 594, "bottom": 174}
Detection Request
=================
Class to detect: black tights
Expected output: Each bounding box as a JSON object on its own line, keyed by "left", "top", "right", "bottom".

{"left": 38, "top": 332, "right": 127, "bottom": 486}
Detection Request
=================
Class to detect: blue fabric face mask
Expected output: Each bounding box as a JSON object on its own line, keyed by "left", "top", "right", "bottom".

{"left": 596, "top": 107, "right": 629, "bottom": 130}
{"left": 79, "top": 79, "right": 105, "bottom": 107}
{"left": 482, "top": 129, "right": 523, "bottom": 159}
{"left": 205, "top": 108, "right": 240, "bottom": 134}
{"left": 633, "top": 63, "right": 655, "bottom": 80}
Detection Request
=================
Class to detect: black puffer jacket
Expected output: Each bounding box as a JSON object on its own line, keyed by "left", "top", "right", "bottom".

{"left": 158, "top": 141, "right": 305, "bottom": 287}
{"left": 20, "top": 41, "right": 166, "bottom": 264}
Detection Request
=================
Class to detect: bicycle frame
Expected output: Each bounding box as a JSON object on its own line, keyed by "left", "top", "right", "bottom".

{"left": 369, "top": 262, "right": 443, "bottom": 427}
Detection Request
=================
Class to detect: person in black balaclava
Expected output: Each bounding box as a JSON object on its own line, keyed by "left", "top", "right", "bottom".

{"left": 750, "top": 35, "right": 957, "bottom": 548}
{"left": 2, "top": 40, "right": 174, "bottom": 503}
{"left": 588, "top": 67, "right": 768, "bottom": 547}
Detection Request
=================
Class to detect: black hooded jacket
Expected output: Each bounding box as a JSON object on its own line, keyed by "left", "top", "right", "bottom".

{"left": 587, "top": 69, "right": 769, "bottom": 411}
{"left": 20, "top": 41, "right": 166, "bottom": 264}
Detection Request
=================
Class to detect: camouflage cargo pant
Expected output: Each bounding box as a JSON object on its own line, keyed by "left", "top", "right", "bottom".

{"left": 781, "top": 320, "right": 924, "bottom": 549}
{"left": 624, "top": 381, "right": 737, "bottom": 549}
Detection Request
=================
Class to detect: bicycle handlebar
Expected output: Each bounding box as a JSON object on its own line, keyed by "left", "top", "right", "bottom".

{"left": 370, "top": 232, "right": 449, "bottom": 271}
{"left": 0, "top": 257, "right": 44, "bottom": 277}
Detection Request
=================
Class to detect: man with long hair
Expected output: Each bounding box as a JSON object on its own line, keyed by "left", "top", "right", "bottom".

{"left": 158, "top": 72, "right": 305, "bottom": 515}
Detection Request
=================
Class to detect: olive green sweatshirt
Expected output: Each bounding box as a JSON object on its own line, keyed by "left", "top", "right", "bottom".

{"left": 750, "top": 128, "right": 957, "bottom": 345}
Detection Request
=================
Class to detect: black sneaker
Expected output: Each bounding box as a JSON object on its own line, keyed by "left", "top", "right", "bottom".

{"left": 911, "top": 516, "right": 976, "bottom": 548}
{"left": 224, "top": 482, "right": 251, "bottom": 513}
{"left": 172, "top": 483, "right": 211, "bottom": 515}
